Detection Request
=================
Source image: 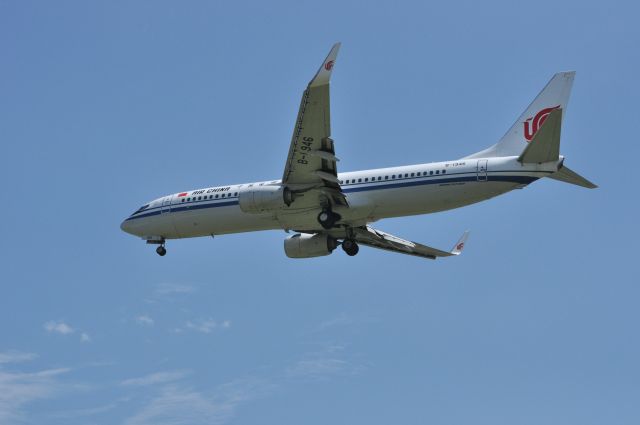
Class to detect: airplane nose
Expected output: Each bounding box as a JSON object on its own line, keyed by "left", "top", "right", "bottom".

{"left": 120, "top": 218, "right": 134, "bottom": 235}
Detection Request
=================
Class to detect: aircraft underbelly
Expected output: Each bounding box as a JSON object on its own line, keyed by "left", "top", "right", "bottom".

{"left": 171, "top": 205, "right": 278, "bottom": 238}
{"left": 369, "top": 180, "right": 520, "bottom": 219}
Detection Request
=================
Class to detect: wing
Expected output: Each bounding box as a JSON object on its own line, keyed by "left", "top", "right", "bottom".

{"left": 352, "top": 226, "right": 470, "bottom": 260}
{"left": 282, "top": 43, "right": 346, "bottom": 206}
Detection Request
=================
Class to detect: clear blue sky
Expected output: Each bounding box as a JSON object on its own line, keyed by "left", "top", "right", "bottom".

{"left": 1, "top": 1, "right": 638, "bottom": 424}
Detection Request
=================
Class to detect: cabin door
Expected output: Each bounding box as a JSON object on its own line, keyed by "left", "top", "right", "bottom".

{"left": 477, "top": 160, "right": 488, "bottom": 182}
{"left": 161, "top": 196, "right": 172, "bottom": 214}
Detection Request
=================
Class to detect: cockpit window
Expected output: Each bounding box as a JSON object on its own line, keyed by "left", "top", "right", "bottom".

{"left": 132, "top": 204, "right": 149, "bottom": 215}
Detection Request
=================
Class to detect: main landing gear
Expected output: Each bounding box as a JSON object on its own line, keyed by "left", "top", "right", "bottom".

{"left": 342, "top": 238, "right": 359, "bottom": 256}
{"left": 156, "top": 245, "right": 167, "bottom": 256}
{"left": 317, "top": 209, "right": 341, "bottom": 229}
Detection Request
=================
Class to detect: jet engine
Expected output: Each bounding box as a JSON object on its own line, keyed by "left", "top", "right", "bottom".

{"left": 238, "top": 185, "right": 294, "bottom": 214}
{"left": 284, "top": 233, "right": 339, "bottom": 259}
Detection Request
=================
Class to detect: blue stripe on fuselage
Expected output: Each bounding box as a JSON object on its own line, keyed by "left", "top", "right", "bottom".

{"left": 124, "top": 173, "right": 540, "bottom": 222}
{"left": 341, "top": 174, "right": 537, "bottom": 193}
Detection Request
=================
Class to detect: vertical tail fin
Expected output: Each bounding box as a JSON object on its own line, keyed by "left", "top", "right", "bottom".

{"left": 466, "top": 71, "right": 575, "bottom": 159}
{"left": 517, "top": 108, "right": 562, "bottom": 163}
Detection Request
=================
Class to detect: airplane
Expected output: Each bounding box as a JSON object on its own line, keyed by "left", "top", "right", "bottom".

{"left": 120, "top": 43, "right": 596, "bottom": 260}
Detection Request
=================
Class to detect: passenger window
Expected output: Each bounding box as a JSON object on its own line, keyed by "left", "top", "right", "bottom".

{"left": 358, "top": 178, "right": 362, "bottom": 182}
{"left": 187, "top": 197, "right": 191, "bottom": 201}
{"left": 430, "top": 171, "right": 433, "bottom": 175}
{"left": 234, "top": 192, "right": 238, "bottom": 196}
{"left": 392, "top": 174, "right": 396, "bottom": 179}
{"left": 404, "top": 173, "right": 408, "bottom": 178}
{"left": 436, "top": 170, "right": 440, "bottom": 174}
{"left": 442, "top": 170, "right": 446, "bottom": 174}
{"left": 215, "top": 195, "right": 219, "bottom": 199}
{"left": 378, "top": 176, "right": 381, "bottom": 181}
{"left": 385, "top": 176, "right": 389, "bottom": 180}
{"left": 181, "top": 199, "right": 185, "bottom": 203}
{"left": 411, "top": 173, "right": 415, "bottom": 177}
{"left": 364, "top": 178, "right": 368, "bottom": 182}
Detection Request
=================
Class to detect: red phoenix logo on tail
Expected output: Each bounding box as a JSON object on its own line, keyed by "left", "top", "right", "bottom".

{"left": 523, "top": 105, "right": 560, "bottom": 142}
{"left": 324, "top": 60, "right": 335, "bottom": 71}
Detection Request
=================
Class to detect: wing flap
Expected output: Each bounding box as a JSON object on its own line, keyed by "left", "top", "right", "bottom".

{"left": 352, "top": 227, "right": 469, "bottom": 260}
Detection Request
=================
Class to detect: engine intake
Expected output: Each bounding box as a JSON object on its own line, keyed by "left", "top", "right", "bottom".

{"left": 238, "top": 185, "right": 293, "bottom": 214}
{"left": 284, "top": 233, "right": 338, "bottom": 259}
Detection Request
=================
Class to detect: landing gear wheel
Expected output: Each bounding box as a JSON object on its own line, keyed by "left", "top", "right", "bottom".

{"left": 156, "top": 246, "right": 167, "bottom": 256}
{"left": 342, "top": 239, "right": 359, "bottom": 256}
{"left": 317, "top": 210, "right": 341, "bottom": 230}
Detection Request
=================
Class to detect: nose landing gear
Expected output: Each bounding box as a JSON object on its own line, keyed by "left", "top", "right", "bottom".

{"left": 145, "top": 237, "right": 167, "bottom": 256}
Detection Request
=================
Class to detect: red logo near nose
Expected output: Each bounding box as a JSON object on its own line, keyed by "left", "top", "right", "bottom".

{"left": 523, "top": 106, "right": 559, "bottom": 142}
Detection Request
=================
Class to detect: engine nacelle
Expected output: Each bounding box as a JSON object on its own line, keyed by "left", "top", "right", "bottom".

{"left": 238, "top": 185, "right": 293, "bottom": 214}
{"left": 284, "top": 233, "right": 339, "bottom": 259}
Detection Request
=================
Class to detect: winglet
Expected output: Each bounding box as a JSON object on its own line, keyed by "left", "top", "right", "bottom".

{"left": 450, "top": 231, "right": 470, "bottom": 255}
{"left": 309, "top": 43, "right": 341, "bottom": 87}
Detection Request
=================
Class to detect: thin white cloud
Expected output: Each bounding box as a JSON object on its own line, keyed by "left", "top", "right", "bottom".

{"left": 49, "top": 401, "right": 121, "bottom": 419}
{"left": 316, "top": 313, "right": 354, "bottom": 331}
{"left": 186, "top": 319, "right": 217, "bottom": 334}
{"left": 286, "top": 358, "right": 349, "bottom": 380}
{"left": 285, "top": 344, "right": 365, "bottom": 381}
{"left": 44, "top": 321, "right": 74, "bottom": 335}
{"left": 135, "top": 315, "right": 155, "bottom": 326}
{"left": 0, "top": 351, "right": 37, "bottom": 364}
{"left": 0, "top": 365, "right": 71, "bottom": 423}
{"left": 121, "top": 341, "right": 363, "bottom": 425}
{"left": 154, "top": 283, "right": 195, "bottom": 296}
{"left": 121, "top": 370, "right": 190, "bottom": 387}
{"left": 80, "top": 332, "right": 91, "bottom": 343}
{"left": 123, "top": 377, "right": 271, "bottom": 425}
{"left": 184, "top": 318, "right": 232, "bottom": 334}
{"left": 314, "top": 313, "right": 376, "bottom": 333}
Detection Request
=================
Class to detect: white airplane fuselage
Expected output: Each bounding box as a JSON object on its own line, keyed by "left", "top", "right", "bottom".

{"left": 120, "top": 45, "right": 594, "bottom": 259}
{"left": 120, "top": 156, "right": 559, "bottom": 240}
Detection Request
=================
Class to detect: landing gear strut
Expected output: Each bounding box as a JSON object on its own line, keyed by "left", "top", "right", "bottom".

{"left": 146, "top": 238, "right": 166, "bottom": 256}
{"left": 342, "top": 239, "right": 359, "bottom": 256}
{"left": 317, "top": 209, "right": 341, "bottom": 229}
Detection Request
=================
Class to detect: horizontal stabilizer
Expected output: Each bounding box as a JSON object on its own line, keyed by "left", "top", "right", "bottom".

{"left": 518, "top": 108, "right": 562, "bottom": 164}
{"left": 549, "top": 165, "right": 597, "bottom": 189}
